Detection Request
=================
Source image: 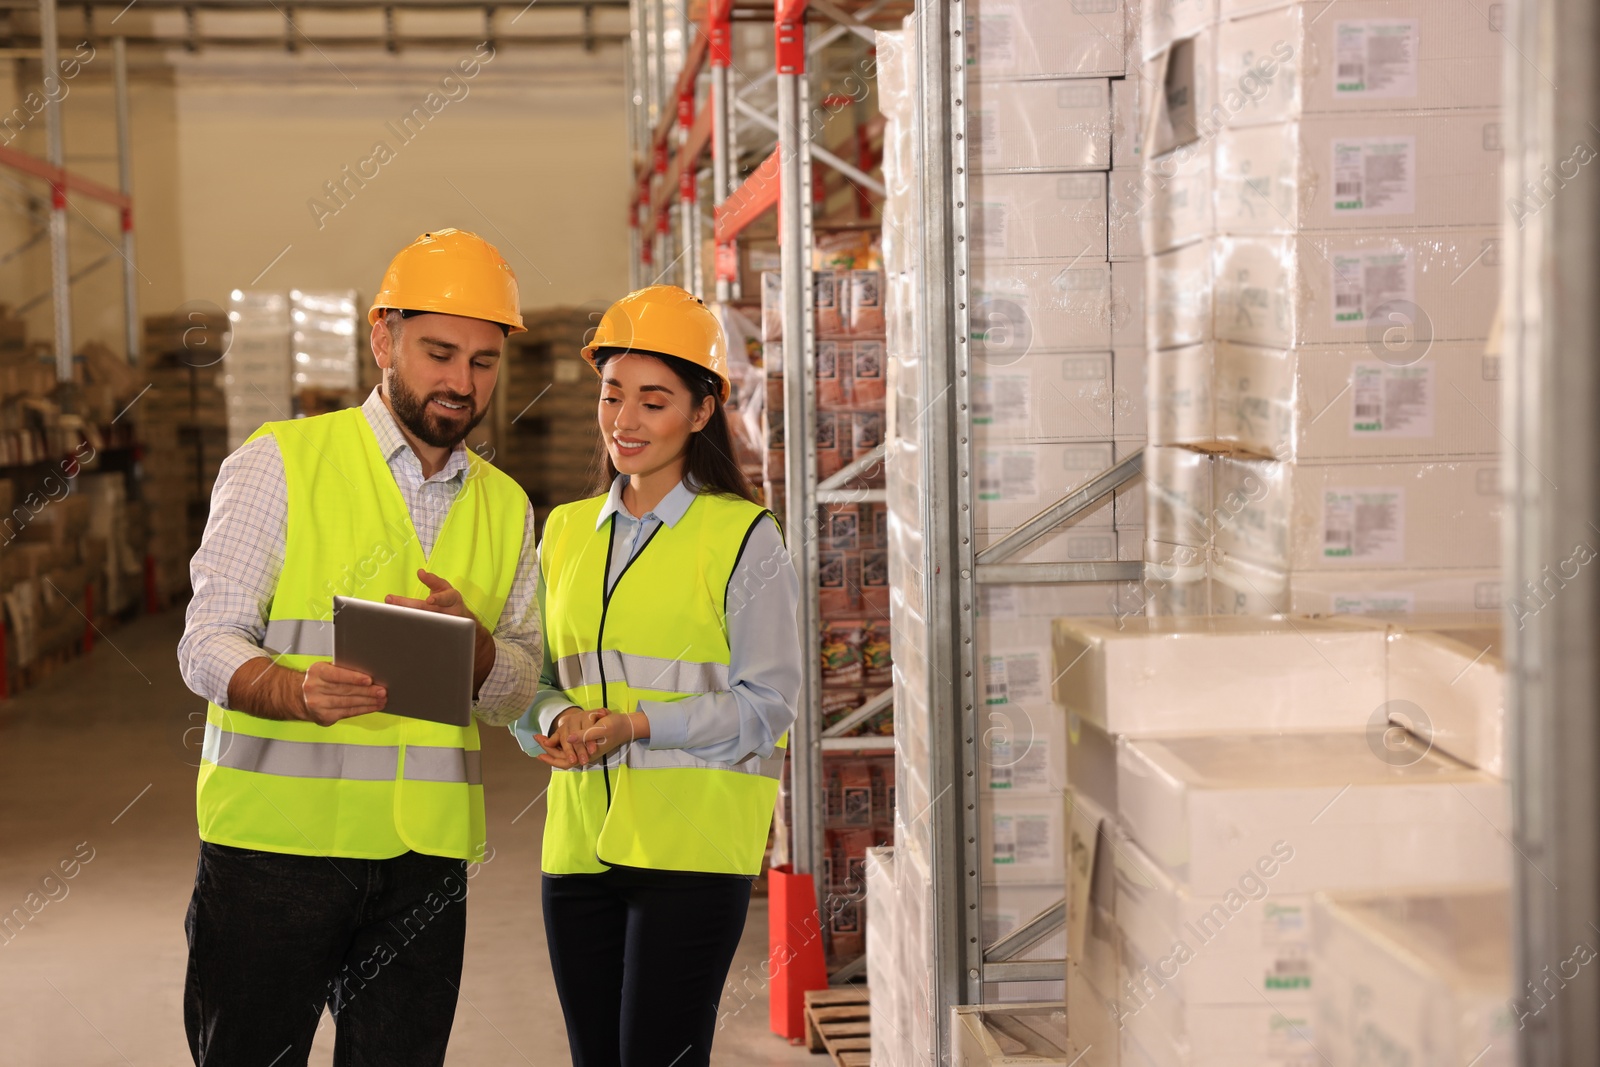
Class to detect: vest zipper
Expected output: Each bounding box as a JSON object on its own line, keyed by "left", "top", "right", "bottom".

{"left": 594, "top": 514, "right": 665, "bottom": 814}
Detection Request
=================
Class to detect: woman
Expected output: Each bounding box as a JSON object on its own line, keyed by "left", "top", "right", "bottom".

{"left": 511, "top": 285, "right": 802, "bottom": 1067}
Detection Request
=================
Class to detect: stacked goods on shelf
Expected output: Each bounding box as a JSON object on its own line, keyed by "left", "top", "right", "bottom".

{"left": 498, "top": 308, "right": 604, "bottom": 534}
{"left": 1137, "top": 1, "right": 1504, "bottom": 616}
{"left": 223, "top": 290, "right": 293, "bottom": 451}
{"left": 760, "top": 254, "right": 898, "bottom": 969}
{"left": 1050, "top": 613, "right": 1510, "bottom": 1066}
{"left": 1311, "top": 888, "right": 1512, "bottom": 1065}
{"left": 290, "top": 289, "right": 365, "bottom": 416}
{"left": 140, "top": 312, "right": 229, "bottom": 605}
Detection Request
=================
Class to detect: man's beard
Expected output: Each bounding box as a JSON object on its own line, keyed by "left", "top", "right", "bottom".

{"left": 386, "top": 369, "right": 486, "bottom": 450}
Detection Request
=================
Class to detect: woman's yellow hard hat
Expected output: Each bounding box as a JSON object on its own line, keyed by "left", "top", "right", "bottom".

{"left": 583, "top": 285, "right": 730, "bottom": 401}
{"left": 369, "top": 228, "right": 526, "bottom": 334}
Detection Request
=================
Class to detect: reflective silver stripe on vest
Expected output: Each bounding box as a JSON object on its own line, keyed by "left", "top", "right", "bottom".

{"left": 405, "top": 745, "right": 483, "bottom": 786}
{"left": 623, "top": 741, "right": 786, "bottom": 780}
{"left": 203, "top": 724, "right": 481, "bottom": 785}
{"left": 203, "top": 722, "right": 396, "bottom": 780}
{"left": 554, "top": 651, "right": 730, "bottom": 694}
{"left": 262, "top": 618, "right": 334, "bottom": 658}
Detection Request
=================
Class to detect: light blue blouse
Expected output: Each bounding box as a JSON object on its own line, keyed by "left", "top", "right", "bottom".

{"left": 510, "top": 476, "right": 803, "bottom": 764}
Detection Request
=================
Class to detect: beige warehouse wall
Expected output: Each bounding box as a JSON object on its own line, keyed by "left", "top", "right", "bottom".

{"left": 1, "top": 44, "right": 630, "bottom": 361}
{"left": 171, "top": 48, "right": 631, "bottom": 320}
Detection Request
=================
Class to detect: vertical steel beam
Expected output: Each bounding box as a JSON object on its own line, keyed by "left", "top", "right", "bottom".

{"left": 41, "top": 0, "right": 71, "bottom": 383}
{"left": 1505, "top": 0, "right": 1600, "bottom": 1062}
{"left": 776, "top": 0, "right": 821, "bottom": 904}
{"left": 113, "top": 36, "right": 138, "bottom": 366}
{"left": 677, "top": 85, "right": 698, "bottom": 295}
{"left": 709, "top": 0, "right": 732, "bottom": 303}
{"left": 914, "top": 0, "right": 979, "bottom": 1051}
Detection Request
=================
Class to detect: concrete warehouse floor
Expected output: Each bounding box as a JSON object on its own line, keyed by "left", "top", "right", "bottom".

{"left": 0, "top": 610, "right": 823, "bottom": 1066}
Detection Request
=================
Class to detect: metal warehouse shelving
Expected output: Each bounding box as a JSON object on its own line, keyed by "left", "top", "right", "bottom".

{"left": 624, "top": 0, "right": 1147, "bottom": 1055}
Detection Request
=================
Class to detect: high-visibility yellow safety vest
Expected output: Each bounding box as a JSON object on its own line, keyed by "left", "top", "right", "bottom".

{"left": 540, "top": 490, "right": 788, "bottom": 876}
{"left": 195, "top": 407, "right": 528, "bottom": 862}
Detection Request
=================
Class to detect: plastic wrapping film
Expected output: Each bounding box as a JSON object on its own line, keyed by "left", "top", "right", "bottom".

{"left": 952, "top": 1004, "right": 1070, "bottom": 1064}
{"left": 1215, "top": 1, "right": 1504, "bottom": 120}
{"left": 1148, "top": 342, "right": 1216, "bottom": 449}
{"left": 965, "top": 0, "right": 1126, "bottom": 80}
{"left": 968, "top": 78, "right": 1114, "bottom": 172}
{"left": 1209, "top": 552, "right": 1502, "bottom": 616}
{"left": 1211, "top": 227, "right": 1500, "bottom": 348}
{"left": 865, "top": 847, "right": 903, "bottom": 1067}
{"left": 1312, "top": 888, "right": 1513, "bottom": 1067}
{"left": 1066, "top": 788, "right": 1121, "bottom": 1067}
{"left": 1136, "top": 149, "right": 1214, "bottom": 256}
{"left": 1140, "top": 0, "right": 1215, "bottom": 62}
{"left": 1139, "top": 21, "right": 1218, "bottom": 159}
{"left": 1143, "top": 445, "right": 1213, "bottom": 548}
{"left": 1117, "top": 731, "right": 1510, "bottom": 894}
{"left": 1212, "top": 110, "right": 1503, "bottom": 233}
{"left": 893, "top": 828, "right": 937, "bottom": 1064}
{"left": 289, "top": 289, "right": 360, "bottom": 391}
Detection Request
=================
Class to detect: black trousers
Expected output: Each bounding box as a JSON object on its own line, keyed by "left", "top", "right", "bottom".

{"left": 543, "top": 866, "right": 753, "bottom": 1067}
{"left": 184, "top": 842, "right": 469, "bottom": 1067}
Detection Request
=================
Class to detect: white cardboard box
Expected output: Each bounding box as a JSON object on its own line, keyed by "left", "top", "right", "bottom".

{"left": 1066, "top": 712, "right": 1121, "bottom": 815}
{"left": 1216, "top": 1, "right": 1505, "bottom": 120}
{"left": 1113, "top": 77, "right": 1142, "bottom": 169}
{"left": 1120, "top": 1000, "right": 1320, "bottom": 1067}
{"left": 1141, "top": 25, "right": 1220, "bottom": 159}
{"left": 1385, "top": 620, "right": 1504, "bottom": 776}
{"left": 972, "top": 260, "right": 1113, "bottom": 356}
{"left": 969, "top": 78, "right": 1113, "bottom": 172}
{"left": 976, "top": 644, "right": 1070, "bottom": 794}
{"left": 866, "top": 847, "right": 902, "bottom": 1067}
{"left": 1213, "top": 229, "right": 1501, "bottom": 348}
{"left": 1141, "top": 0, "right": 1216, "bottom": 61}
{"left": 974, "top": 349, "right": 1116, "bottom": 443}
{"left": 977, "top": 441, "right": 1117, "bottom": 529}
{"left": 979, "top": 525, "right": 1121, "bottom": 564}
{"left": 1117, "top": 732, "right": 1511, "bottom": 895}
{"left": 965, "top": 0, "right": 1125, "bottom": 80}
{"left": 1112, "top": 259, "right": 1146, "bottom": 349}
{"left": 1108, "top": 169, "right": 1145, "bottom": 261}
{"left": 1140, "top": 542, "right": 1214, "bottom": 616}
{"left": 1213, "top": 112, "right": 1502, "bottom": 232}
{"left": 971, "top": 172, "right": 1109, "bottom": 263}
{"left": 1147, "top": 239, "right": 1213, "bottom": 351}
{"left": 1114, "top": 835, "right": 1312, "bottom": 1008}
{"left": 1148, "top": 343, "right": 1216, "bottom": 449}
{"left": 1050, "top": 616, "right": 1388, "bottom": 736}
{"left": 1312, "top": 888, "right": 1514, "bottom": 1067}
{"left": 1213, "top": 339, "right": 1501, "bottom": 463}
{"left": 1211, "top": 456, "right": 1502, "bottom": 571}
{"left": 982, "top": 794, "right": 1066, "bottom": 884}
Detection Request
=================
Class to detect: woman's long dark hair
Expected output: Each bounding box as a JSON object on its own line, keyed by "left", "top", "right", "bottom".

{"left": 590, "top": 348, "right": 761, "bottom": 505}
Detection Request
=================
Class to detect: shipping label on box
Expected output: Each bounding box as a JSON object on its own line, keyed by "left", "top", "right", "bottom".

{"left": 971, "top": 171, "right": 1109, "bottom": 262}
{"left": 965, "top": 0, "right": 1126, "bottom": 79}
{"left": 1213, "top": 228, "right": 1499, "bottom": 347}
{"left": 969, "top": 78, "right": 1112, "bottom": 172}
{"left": 972, "top": 260, "right": 1114, "bottom": 356}
{"left": 982, "top": 795, "right": 1065, "bottom": 882}
{"left": 1213, "top": 112, "right": 1501, "bottom": 232}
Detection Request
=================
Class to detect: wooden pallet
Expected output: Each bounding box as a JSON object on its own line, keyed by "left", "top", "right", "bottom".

{"left": 803, "top": 987, "right": 871, "bottom": 1067}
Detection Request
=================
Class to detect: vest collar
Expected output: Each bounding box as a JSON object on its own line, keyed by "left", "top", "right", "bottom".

{"left": 595, "top": 475, "right": 698, "bottom": 530}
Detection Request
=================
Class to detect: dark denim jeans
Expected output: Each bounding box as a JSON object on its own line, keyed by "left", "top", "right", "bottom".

{"left": 184, "top": 842, "right": 468, "bottom": 1067}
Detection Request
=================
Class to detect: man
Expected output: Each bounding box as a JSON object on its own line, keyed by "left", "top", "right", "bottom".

{"left": 177, "top": 228, "right": 540, "bottom": 1066}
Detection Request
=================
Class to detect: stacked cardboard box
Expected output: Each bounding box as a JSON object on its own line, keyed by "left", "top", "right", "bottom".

{"left": 499, "top": 308, "right": 604, "bottom": 533}
{"left": 1051, "top": 614, "right": 1510, "bottom": 1066}
{"left": 1136, "top": 0, "right": 1504, "bottom": 616}
{"left": 224, "top": 291, "right": 293, "bottom": 451}
{"left": 139, "top": 312, "right": 229, "bottom": 605}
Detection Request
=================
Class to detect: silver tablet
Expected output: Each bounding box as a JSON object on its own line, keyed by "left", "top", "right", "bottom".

{"left": 332, "top": 596, "right": 475, "bottom": 727}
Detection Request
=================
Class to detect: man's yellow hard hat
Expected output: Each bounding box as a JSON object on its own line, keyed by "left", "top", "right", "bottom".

{"left": 582, "top": 285, "right": 730, "bottom": 401}
{"left": 369, "top": 228, "right": 526, "bottom": 334}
